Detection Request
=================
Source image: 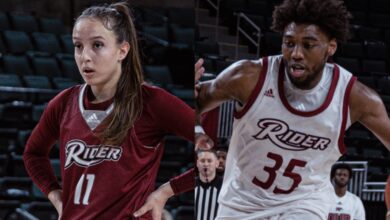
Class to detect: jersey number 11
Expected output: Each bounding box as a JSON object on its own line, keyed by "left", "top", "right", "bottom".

{"left": 74, "top": 174, "right": 95, "bottom": 205}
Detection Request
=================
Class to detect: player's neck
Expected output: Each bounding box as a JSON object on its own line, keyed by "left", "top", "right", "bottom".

{"left": 200, "top": 172, "right": 216, "bottom": 183}
{"left": 90, "top": 84, "right": 116, "bottom": 103}
{"left": 285, "top": 66, "right": 325, "bottom": 91}
{"left": 335, "top": 187, "right": 347, "bottom": 197}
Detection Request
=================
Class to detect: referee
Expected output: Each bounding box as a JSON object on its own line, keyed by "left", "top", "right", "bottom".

{"left": 195, "top": 150, "right": 223, "bottom": 220}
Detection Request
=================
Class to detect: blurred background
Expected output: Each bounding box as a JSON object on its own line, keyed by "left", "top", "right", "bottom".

{"left": 1, "top": 0, "right": 389, "bottom": 219}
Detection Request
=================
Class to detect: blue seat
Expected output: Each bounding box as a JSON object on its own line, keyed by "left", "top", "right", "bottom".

{"left": 32, "top": 56, "right": 62, "bottom": 77}
{"left": 144, "top": 65, "right": 172, "bottom": 87}
{"left": 23, "top": 75, "right": 52, "bottom": 89}
{"left": 58, "top": 56, "right": 81, "bottom": 81}
{"left": 362, "top": 59, "right": 387, "bottom": 74}
{"left": 24, "top": 201, "right": 58, "bottom": 220}
{"left": 0, "top": 12, "right": 10, "bottom": 31}
{"left": 3, "top": 55, "right": 33, "bottom": 75}
{"left": 60, "top": 34, "right": 74, "bottom": 54}
{"left": 52, "top": 77, "right": 78, "bottom": 90}
{"left": 336, "top": 57, "right": 361, "bottom": 75}
{"left": 32, "top": 32, "right": 62, "bottom": 54}
{"left": 2, "top": 31, "right": 33, "bottom": 54}
{"left": 39, "top": 17, "right": 66, "bottom": 35}
{"left": 0, "top": 200, "right": 20, "bottom": 219}
{"left": 365, "top": 42, "right": 387, "bottom": 60}
{"left": 338, "top": 42, "right": 364, "bottom": 59}
{"left": 9, "top": 13, "right": 39, "bottom": 33}
{"left": 0, "top": 74, "right": 23, "bottom": 87}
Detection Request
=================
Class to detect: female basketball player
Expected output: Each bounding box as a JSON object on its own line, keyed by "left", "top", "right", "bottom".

{"left": 23, "top": 2, "right": 194, "bottom": 219}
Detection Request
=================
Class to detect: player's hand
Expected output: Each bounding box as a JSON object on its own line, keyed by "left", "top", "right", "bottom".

{"left": 48, "top": 189, "right": 63, "bottom": 220}
{"left": 195, "top": 133, "right": 213, "bottom": 150}
{"left": 133, "top": 182, "right": 174, "bottom": 220}
{"left": 195, "top": 58, "right": 205, "bottom": 98}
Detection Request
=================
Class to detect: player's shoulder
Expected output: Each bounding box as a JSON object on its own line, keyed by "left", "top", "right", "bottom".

{"left": 230, "top": 58, "right": 263, "bottom": 75}
{"left": 141, "top": 83, "right": 173, "bottom": 100}
{"left": 346, "top": 191, "right": 363, "bottom": 202}
{"left": 349, "top": 79, "right": 383, "bottom": 122}
{"left": 141, "top": 83, "right": 183, "bottom": 108}
{"left": 41, "top": 85, "right": 81, "bottom": 120}
{"left": 216, "top": 58, "right": 264, "bottom": 89}
{"left": 48, "top": 85, "right": 81, "bottom": 107}
{"left": 228, "top": 55, "right": 284, "bottom": 82}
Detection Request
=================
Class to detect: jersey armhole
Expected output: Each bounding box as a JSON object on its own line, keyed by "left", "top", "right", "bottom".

{"left": 233, "top": 57, "right": 268, "bottom": 119}
{"left": 338, "top": 76, "right": 357, "bottom": 154}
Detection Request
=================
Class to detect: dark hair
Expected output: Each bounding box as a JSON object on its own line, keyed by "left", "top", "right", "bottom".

{"left": 196, "top": 149, "right": 218, "bottom": 158}
{"left": 75, "top": 2, "right": 144, "bottom": 145}
{"left": 271, "top": 0, "right": 352, "bottom": 42}
{"left": 331, "top": 163, "right": 353, "bottom": 179}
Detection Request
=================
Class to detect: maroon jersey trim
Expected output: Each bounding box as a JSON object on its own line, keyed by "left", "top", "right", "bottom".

{"left": 234, "top": 57, "right": 268, "bottom": 119}
{"left": 170, "top": 168, "right": 195, "bottom": 195}
{"left": 338, "top": 76, "right": 357, "bottom": 154}
{"left": 278, "top": 61, "right": 340, "bottom": 117}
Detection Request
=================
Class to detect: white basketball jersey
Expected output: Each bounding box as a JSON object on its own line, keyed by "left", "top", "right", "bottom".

{"left": 328, "top": 191, "right": 366, "bottom": 220}
{"left": 217, "top": 55, "right": 356, "bottom": 220}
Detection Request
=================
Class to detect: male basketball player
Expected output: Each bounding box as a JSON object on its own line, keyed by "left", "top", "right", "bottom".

{"left": 195, "top": 0, "right": 390, "bottom": 219}
{"left": 328, "top": 163, "right": 365, "bottom": 220}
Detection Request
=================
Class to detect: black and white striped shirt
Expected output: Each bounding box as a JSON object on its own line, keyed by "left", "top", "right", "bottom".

{"left": 195, "top": 176, "right": 223, "bottom": 220}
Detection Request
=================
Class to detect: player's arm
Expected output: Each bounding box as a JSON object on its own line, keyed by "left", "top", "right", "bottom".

{"left": 23, "top": 89, "right": 71, "bottom": 219}
{"left": 169, "top": 168, "right": 195, "bottom": 194}
{"left": 24, "top": 114, "right": 63, "bottom": 218}
{"left": 196, "top": 59, "right": 263, "bottom": 115}
{"left": 349, "top": 80, "right": 390, "bottom": 151}
{"left": 133, "top": 169, "right": 195, "bottom": 219}
{"left": 133, "top": 182, "right": 174, "bottom": 220}
{"left": 148, "top": 87, "right": 194, "bottom": 142}
{"left": 354, "top": 197, "right": 366, "bottom": 220}
{"left": 195, "top": 59, "right": 262, "bottom": 150}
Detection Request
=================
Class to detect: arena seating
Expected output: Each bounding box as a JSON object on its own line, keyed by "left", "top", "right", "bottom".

{"left": 0, "top": 5, "right": 195, "bottom": 219}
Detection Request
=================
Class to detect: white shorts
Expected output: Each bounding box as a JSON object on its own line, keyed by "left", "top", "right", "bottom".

{"left": 215, "top": 207, "right": 324, "bottom": 220}
{"left": 267, "top": 209, "right": 323, "bottom": 220}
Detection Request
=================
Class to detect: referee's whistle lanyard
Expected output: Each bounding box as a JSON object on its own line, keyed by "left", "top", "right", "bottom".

{"left": 204, "top": 168, "right": 209, "bottom": 183}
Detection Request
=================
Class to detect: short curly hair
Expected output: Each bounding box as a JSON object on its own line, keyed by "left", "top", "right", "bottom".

{"left": 271, "top": 0, "right": 352, "bottom": 42}
{"left": 331, "top": 163, "right": 353, "bottom": 179}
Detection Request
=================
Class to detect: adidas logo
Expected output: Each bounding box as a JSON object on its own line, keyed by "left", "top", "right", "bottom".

{"left": 87, "top": 113, "right": 100, "bottom": 124}
{"left": 264, "top": 88, "right": 274, "bottom": 97}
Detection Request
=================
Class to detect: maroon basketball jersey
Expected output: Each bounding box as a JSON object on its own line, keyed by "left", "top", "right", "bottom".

{"left": 24, "top": 84, "right": 194, "bottom": 219}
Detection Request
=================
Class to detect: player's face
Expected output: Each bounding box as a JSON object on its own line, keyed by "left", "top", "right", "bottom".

{"left": 197, "top": 152, "right": 219, "bottom": 178}
{"left": 72, "top": 18, "right": 129, "bottom": 91}
{"left": 282, "top": 22, "right": 337, "bottom": 89}
{"left": 333, "top": 169, "right": 350, "bottom": 187}
{"left": 216, "top": 150, "right": 227, "bottom": 172}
